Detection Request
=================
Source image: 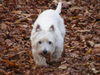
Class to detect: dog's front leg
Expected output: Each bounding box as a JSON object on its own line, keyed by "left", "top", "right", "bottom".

{"left": 33, "top": 52, "right": 48, "bottom": 67}
{"left": 51, "top": 37, "right": 64, "bottom": 62}
{"left": 51, "top": 47, "right": 63, "bottom": 62}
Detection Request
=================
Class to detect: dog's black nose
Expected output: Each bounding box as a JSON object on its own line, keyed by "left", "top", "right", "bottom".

{"left": 43, "top": 50, "right": 47, "bottom": 54}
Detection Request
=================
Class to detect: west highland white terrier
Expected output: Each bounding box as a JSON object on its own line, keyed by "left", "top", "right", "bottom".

{"left": 30, "top": 2, "right": 66, "bottom": 67}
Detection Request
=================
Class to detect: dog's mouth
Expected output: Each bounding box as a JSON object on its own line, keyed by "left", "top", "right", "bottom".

{"left": 40, "top": 52, "right": 52, "bottom": 63}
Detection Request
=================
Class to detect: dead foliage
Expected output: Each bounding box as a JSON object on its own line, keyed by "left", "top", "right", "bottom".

{"left": 0, "top": 0, "right": 100, "bottom": 75}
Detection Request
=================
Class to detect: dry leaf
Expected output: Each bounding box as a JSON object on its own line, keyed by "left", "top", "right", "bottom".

{"left": 85, "top": 48, "right": 93, "bottom": 54}
{"left": 11, "top": 10, "right": 22, "bottom": 14}
{"left": 87, "top": 41, "right": 95, "bottom": 47}
{"left": 93, "top": 44, "right": 100, "bottom": 54}
{"left": 58, "top": 64, "right": 68, "bottom": 70}
{"left": 0, "top": 0, "right": 100, "bottom": 74}
{"left": 0, "top": 23, "right": 7, "bottom": 30}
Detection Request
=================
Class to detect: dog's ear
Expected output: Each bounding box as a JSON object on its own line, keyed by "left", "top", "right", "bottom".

{"left": 35, "top": 24, "right": 41, "bottom": 32}
{"left": 49, "top": 25, "right": 54, "bottom": 31}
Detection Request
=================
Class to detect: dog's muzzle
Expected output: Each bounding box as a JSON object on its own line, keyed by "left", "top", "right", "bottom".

{"left": 39, "top": 49, "right": 51, "bottom": 57}
{"left": 43, "top": 49, "right": 48, "bottom": 54}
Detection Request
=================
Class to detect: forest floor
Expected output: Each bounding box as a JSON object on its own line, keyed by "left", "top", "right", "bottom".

{"left": 0, "top": 0, "right": 100, "bottom": 75}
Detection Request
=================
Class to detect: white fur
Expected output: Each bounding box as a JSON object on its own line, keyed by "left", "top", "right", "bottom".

{"left": 30, "top": 2, "right": 66, "bottom": 67}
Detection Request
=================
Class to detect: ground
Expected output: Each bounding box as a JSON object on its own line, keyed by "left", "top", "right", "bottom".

{"left": 0, "top": 0, "right": 100, "bottom": 75}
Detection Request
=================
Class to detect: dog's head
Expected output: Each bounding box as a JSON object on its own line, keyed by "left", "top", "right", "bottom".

{"left": 31, "top": 25, "right": 56, "bottom": 56}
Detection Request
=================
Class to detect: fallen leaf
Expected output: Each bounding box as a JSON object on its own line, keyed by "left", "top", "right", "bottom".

{"left": 69, "top": 6, "right": 83, "bottom": 11}
{"left": 58, "top": 64, "right": 68, "bottom": 70}
{"left": 93, "top": 44, "right": 100, "bottom": 54}
{"left": 5, "top": 39, "right": 13, "bottom": 46}
{"left": 0, "top": 23, "right": 7, "bottom": 30}
{"left": 85, "top": 48, "right": 93, "bottom": 54}
{"left": 92, "top": 68, "right": 100, "bottom": 74}
{"left": 11, "top": 10, "right": 22, "bottom": 14}
{"left": 87, "top": 41, "right": 95, "bottom": 47}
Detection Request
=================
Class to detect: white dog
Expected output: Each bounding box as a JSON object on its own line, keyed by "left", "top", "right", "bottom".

{"left": 30, "top": 2, "right": 66, "bottom": 67}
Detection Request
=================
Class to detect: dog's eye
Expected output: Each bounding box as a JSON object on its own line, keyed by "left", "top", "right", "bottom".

{"left": 48, "top": 41, "right": 52, "bottom": 44}
{"left": 38, "top": 41, "right": 42, "bottom": 44}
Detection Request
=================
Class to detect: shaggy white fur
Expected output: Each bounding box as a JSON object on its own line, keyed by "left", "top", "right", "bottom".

{"left": 30, "top": 2, "right": 66, "bottom": 67}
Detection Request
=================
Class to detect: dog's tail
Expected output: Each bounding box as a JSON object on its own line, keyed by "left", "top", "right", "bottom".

{"left": 55, "top": 2, "right": 62, "bottom": 14}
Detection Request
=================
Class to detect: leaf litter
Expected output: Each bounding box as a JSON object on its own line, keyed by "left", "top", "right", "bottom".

{"left": 0, "top": 0, "right": 100, "bottom": 75}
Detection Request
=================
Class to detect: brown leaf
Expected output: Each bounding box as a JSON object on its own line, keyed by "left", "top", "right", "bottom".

{"left": 0, "top": 23, "right": 7, "bottom": 30}
{"left": 85, "top": 48, "right": 93, "bottom": 55}
{"left": 93, "top": 44, "right": 100, "bottom": 54}
{"left": 87, "top": 41, "right": 95, "bottom": 47}
{"left": 11, "top": 10, "right": 22, "bottom": 14}
{"left": 92, "top": 68, "right": 100, "bottom": 74}
{"left": 5, "top": 39, "right": 13, "bottom": 46}
{"left": 58, "top": 64, "right": 68, "bottom": 70}
{"left": 2, "top": 59, "right": 19, "bottom": 67}
{"left": 69, "top": 6, "right": 83, "bottom": 11}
